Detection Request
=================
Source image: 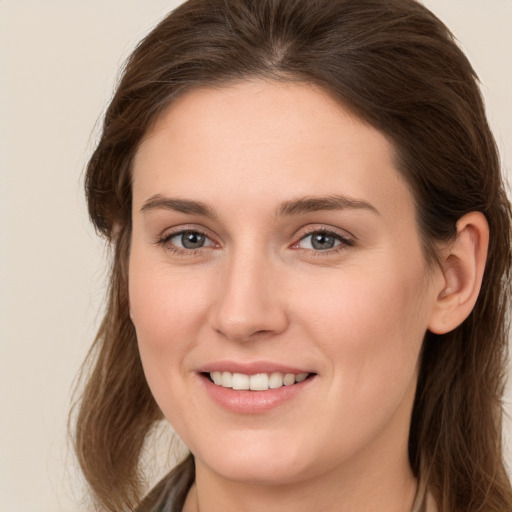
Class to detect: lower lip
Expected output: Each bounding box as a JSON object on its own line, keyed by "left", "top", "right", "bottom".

{"left": 199, "top": 374, "right": 315, "bottom": 414}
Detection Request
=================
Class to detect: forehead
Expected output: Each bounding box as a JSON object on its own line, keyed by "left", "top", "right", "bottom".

{"left": 137, "top": 80, "right": 392, "bottom": 161}
{"left": 132, "top": 80, "right": 412, "bottom": 222}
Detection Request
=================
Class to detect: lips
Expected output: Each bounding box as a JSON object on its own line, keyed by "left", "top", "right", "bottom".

{"left": 197, "top": 361, "right": 316, "bottom": 413}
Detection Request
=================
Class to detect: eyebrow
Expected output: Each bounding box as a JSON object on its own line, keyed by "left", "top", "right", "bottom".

{"left": 277, "top": 195, "right": 379, "bottom": 217}
{"left": 140, "top": 193, "right": 379, "bottom": 218}
{"left": 140, "top": 195, "right": 217, "bottom": 218}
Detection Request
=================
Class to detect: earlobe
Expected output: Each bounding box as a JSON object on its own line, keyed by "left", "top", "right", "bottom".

{"left": 428, "top": 212, "right": 489, "bottom": 335}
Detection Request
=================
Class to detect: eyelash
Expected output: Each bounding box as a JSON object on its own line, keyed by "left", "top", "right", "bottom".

{"left": 156, "top": 228, "right": 216, "bottom": 256}
{"left": 294, "top": 228, "right": 355, "bottom": 256}
{"left": 155, "top": 227, "right": 355, "bottom": 256}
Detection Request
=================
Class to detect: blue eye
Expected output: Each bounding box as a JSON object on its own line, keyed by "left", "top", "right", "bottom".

{"left": 298, "top": 231, "right": 352, "bottom": 251}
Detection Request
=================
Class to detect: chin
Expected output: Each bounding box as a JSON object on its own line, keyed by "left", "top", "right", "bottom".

{"left": 205, "top": 456, "right": 310, "bottom": 486}
{"left": 191, "top": 433, "right": 319, "bottom": 486}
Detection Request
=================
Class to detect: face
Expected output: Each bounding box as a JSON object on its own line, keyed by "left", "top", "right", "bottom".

{"left": 129, "top": 81, "right": 442, "bottom": 486}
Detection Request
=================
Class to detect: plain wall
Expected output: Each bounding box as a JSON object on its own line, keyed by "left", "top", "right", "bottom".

{"left": 1, "top": 1, "right": 511, "bottom": 511}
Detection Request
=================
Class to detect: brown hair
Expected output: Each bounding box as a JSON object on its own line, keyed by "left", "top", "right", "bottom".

{"left": 73, "top": 0, "right": 512, "bottom": 510}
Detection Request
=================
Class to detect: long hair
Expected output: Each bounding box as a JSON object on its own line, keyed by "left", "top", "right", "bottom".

{"left": 73, "top": 1, "right": 512, "bottom": 510}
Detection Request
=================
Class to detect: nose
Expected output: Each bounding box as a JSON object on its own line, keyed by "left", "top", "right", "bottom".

{"left": 208, "top": 249, "right": 289, "bottom": 342}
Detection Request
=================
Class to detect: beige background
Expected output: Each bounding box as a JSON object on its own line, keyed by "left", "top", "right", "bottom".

{"left": 1, "top": 1, "right": 511, "bottom": 510}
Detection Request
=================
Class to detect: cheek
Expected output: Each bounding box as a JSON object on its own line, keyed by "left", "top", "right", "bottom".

{"left": 128, "top": 253, "right": 212, "bottom": 430}
{"left": 130, "top": 250, "right": 203, "bottom": 338}
{"left": 296, "top": 255, "right": 432, "bottom": 402}
{"left": 128, "top": 247, "right": 210, "bottom": 393}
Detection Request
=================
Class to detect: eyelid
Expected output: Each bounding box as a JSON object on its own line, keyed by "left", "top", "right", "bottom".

{"left": 290, "top": 225, "right": 355, "bottom": 252}
{"left": 154, "top": 223, "right": 354, "bottom": 254}
{"left": 155, "top": 224, "right": 220, "bottom": 251}
{"left": 295, "top": 225, "right": 355, "bottom": 242}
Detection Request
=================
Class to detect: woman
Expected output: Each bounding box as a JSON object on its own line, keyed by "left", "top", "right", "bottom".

{"left": 73, "top": 0, "right": 512, "bottom": 511}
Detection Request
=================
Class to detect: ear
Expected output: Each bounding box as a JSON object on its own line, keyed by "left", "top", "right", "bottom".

{"left": 428, "top": 212, "right": 489, "bottom": 334}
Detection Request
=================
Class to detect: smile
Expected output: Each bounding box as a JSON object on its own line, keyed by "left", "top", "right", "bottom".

{"left": 208, "top": 371, "right": 310, "bottom": 391}
{"left": 200, "top": 369, "right": 316, "bottom": 413}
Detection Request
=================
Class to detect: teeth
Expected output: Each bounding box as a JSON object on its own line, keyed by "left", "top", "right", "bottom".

{"left": 221, "top": 371, "right": 232, "bottom": 387}
{"left": 232, "top": 373, "right": 249, "bottom": 390}
{"left": 269, "top": 372, "right": 284, "bottom": 389}
{"left": 209, "top": 371, "right": 310, "bottom": 391}
{"left": 249, "top": 373, "right": 269, "bottom": 391}
{"left": 283, "top": 373, "right": 295, "bottom": 386}
{"left": 296, "top": 372, "right": 308, "bottom": 383}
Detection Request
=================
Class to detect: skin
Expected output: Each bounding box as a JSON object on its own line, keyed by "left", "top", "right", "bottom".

{"left": 129, "top": 81, "right": 448, "bottom": 512}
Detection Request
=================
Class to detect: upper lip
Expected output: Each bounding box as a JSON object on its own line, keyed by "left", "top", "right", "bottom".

{"left": 197, "top": 360, "right": 313, "bottom": 375}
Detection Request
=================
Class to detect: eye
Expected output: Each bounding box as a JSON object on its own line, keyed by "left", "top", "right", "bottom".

{"left": 172, "top": 231, "right": 210, "bottom": 249}
{"left": 296, "top": 230, "right": 353, "bottom": 251}
{"left": 158, "top": 229, "right": 216, "bottom": 252}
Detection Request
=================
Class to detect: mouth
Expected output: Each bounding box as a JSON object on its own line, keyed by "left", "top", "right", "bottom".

{"left": 197, "top": 362, "right": 317, "bottom": 413}
{"left": 203, "top": 371, "right": 313, "bottom": 391}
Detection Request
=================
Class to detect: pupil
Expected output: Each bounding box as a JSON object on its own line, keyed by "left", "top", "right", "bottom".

{"left": 181, "top": 232, "right": 205, "bottom": 249}
{"left": 311, "top": 233, "right": 335, "bottom": 250}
